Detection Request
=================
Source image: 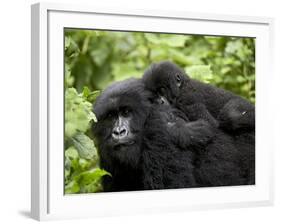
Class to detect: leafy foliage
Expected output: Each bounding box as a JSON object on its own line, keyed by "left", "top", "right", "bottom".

{"left": 64, "top": 29, "right": 255, "bottom": 194}
{"left": 64, "top": 87, "right": 110, "bottom": 194}
{"left": 65, "top": 29, "right": 255, "bottom": 102}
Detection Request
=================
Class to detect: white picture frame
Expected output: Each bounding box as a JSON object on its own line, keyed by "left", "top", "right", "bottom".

{"left": 31, "top": 2, "right": 274, "bottom": 221}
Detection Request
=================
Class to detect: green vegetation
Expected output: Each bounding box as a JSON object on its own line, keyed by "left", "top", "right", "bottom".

{"left": 64, "top": 29, "right": 255, "bottom": 194}
{"left": 64, "top": 87, "right": 110, "bottom": 194}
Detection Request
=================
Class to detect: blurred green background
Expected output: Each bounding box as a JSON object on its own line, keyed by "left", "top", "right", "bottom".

{"left": 64, "top": 29, "right": 255, "bottom": 194}
{"left": 65, "top": 29, "right": 255, "bottom": 102}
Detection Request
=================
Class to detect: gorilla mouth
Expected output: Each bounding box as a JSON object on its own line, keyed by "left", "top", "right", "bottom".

{"left": 113, "top": 140, "right": 135, "bottom": 150}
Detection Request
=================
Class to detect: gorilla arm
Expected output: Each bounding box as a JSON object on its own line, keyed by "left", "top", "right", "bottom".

{"left": 168, "top": 119, "right": 215, "bottom": 149}
{"left": 141, "top": 114, "right": 197, "bottom": 189}
{"left": 178, "top": 102, "right": 219, "bottom": 128}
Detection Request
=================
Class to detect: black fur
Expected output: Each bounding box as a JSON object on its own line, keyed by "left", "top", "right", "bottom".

{"left": 93, "top": 78, "right": 255, "bottom": 191}
{"left": 93, "top": 79, "right": 199, "bottom": 191}
{"left": 142, "top": 61, "right": 255, "bottom": 133}
{"left": 153, "top": 97, "right": 255, "bottom": 187}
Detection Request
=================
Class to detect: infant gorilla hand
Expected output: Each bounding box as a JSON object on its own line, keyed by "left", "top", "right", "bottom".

{"left": 185, "top": 120, "right": 215, "bottom": 147}
{"left": 179, "top": 103, "right": 219, "bottom": 128}
{"left": 169, "top": 119, "right": 215, "bottom": 150}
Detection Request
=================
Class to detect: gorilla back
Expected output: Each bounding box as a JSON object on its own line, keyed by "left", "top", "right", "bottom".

{"left": 92, "top": 78, "right": 254, "bottom": 192}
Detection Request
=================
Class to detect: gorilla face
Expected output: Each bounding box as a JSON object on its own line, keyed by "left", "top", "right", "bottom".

{"left": 143, "top": 61, "right": 189, "bottom": 104}
{"left": 93, "top": 79, "right": 151, "bottom": 167}
{"left": 102, "top": 105, "right": 135, "bottom": 148}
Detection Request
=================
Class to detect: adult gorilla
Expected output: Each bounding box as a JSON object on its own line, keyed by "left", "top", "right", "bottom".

{"left": 92, "top": 78, "right": 254, "bottom": 192}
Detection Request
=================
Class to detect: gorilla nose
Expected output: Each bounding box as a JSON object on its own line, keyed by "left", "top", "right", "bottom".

{"left": 112, "top": 126, "right": 128, "bottom": 139}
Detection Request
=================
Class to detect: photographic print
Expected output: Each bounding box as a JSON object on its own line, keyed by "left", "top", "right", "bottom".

{"left": 64, "top": 29, "right": 255, "bottom": 194}
{"left": 32, "top": 4, "right": 274, "bottom": 220}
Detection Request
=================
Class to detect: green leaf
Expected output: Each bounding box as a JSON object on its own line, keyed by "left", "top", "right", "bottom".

{"left": 75, "top": 168, "right": 111, "bottom": 186}
{"left": 65, "top": 63, "right": 74, "bottom": 87}
{"left": 90, "top": 45, "right": 110, "bottom": 66}
{"left": 65, "top": 36, "right": 71, "bottom": 50}
{"left": 161, "top": 35, "right": 187, "bottom": 47}
{"left": 65, "top": 180, "right": 80, "bottom": 194}
{"left": 150, "top": 47, "right": 168, "bottom": 61}
{"left": 82, "top": 86, "right": 90, "bottom": 98}
{"left": 87, "top": 91, "right": 100, "bottom": 104}
{"left": 145, "top": 33, "right": 187, "bottom": 47}
{"left": 169, "top": 49, "right": 194, "bottom": 65}
{"left": 71, "top": 133, "right": 98, "bottom": 160}
{"left": 73, "top": 168, "right": 111, "bottom": 193}
{"left": 65, "top": 88, "right": 96, "bottom": 138}
{"left": 65, "top": 146, "right": 79, "bottom": 160}
{"left": 83, "top": 89, "right": 100, "bottom": 105}
{"left": 112, "top": 63, "right": 141, "bottom": 81}
{"left": 78, "top": 158, "right": 90, "bottom": 170}
{"left": 185, "top": 65, "right": 214, "bottom": 83}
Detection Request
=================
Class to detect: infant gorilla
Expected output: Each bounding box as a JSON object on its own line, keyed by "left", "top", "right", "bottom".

{"left": 143, "top": 61, "right": 255, "bottom": 133}
{"left": 153, "top": 95, "right": 214, "bottom": 150}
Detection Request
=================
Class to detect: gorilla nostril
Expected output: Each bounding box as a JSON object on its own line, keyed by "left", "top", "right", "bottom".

{"left": 112, "top": 127, "right": 128, "bottom": 139}
{"left": 119, "top": 128, "right": 127, "bottom": 136}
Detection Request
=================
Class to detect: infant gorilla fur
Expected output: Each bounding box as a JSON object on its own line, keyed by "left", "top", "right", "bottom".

{"left": 143, "top": 61, "right": 255, "bottom": 133}
{"left": 92, "top": 78, "right": 254, "bottom": 191}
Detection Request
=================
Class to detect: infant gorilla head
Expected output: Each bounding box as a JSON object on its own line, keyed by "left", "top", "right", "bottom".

{"left": 143, "top": 60, "right": 190, "bottom": 105}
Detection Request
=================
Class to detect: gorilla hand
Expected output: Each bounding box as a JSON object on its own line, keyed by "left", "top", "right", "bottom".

{"left": 169, "top": 119, "right": 215, "bottom": 150}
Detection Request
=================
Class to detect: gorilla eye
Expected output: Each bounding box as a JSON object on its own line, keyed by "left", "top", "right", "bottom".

{"left": 176, "top": 74, "right": 181, "bottom": 82}
{"left": 176, "top": 74, "right": 182, "bottom": 87}
{"left": 122, "top": 107, "right": 131, "bottom": 117}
